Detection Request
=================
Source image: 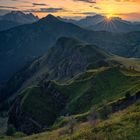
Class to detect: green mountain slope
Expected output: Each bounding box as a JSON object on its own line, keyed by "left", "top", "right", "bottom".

{"left": 0, "top": 37, "right": 140, "bottom": 136}
{"left": 8, "top": 67, "right": 140, "bottom": 134}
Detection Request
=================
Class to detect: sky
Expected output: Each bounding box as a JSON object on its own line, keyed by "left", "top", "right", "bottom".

{"left": 0, "top": 0, "right": 140, "bottom": 21}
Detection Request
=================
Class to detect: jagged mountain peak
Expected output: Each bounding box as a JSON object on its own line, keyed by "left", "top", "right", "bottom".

{"left": 1, "top": 11, "right": 38, "bottom": 24}
{"left": 8, "top": 11, "right": 25, "bottom": 15}
{"left": 40, "top": 14, "right": 60, "bottom": 23}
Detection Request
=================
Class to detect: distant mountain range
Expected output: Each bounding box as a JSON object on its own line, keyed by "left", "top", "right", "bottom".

{"left": 0, "top": 14, "right": 140, "bottom": 84}
{"left": 0, "top": 11, "right": 140, "bottom": 32}
{"left": 0, "top": 11, "right": 38, "bottom": 31}
{"left": 60, "top": 15, "right": 140, "bottom": 32}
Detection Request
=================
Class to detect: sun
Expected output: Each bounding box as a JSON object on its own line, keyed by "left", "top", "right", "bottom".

{"left": 106, "top": 14, "right": 114, "bottom": 19}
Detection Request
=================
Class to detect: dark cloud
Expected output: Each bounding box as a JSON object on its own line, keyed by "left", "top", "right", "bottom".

{"left": 94, "top": 6, "right": 101, "bottom": 10}
{"left": 73, "top": 11, "right": 97, "bottom": 15}
{"left": 74, "top": 0, "right": 96, "bottom": 3}
{"left": 104, "top": 0, "right": 136, "bottom": 2}
{"left": 10, "top": 0, "right": 30, "bottom": 3}
{"left": 40, "top": 8, "right": 64, "bottom": 13}
{"left": 0, "top": 6, "right": 17, "bottom": 9}
{"left": 115, "top": 0, "right": 134, "bottom": 2}
{"left": 24, "top": 8, "right": 65, "bottom": 13}
{"left": 81, "top": 12, "right": 97, "bottom": 15}
{"left": 32, "top": 3, "right": 47, "bottom": 6}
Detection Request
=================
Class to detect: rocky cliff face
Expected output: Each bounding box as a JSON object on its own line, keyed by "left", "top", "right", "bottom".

{"left": 41, "top": 37, "right": 111, "bottom": 80}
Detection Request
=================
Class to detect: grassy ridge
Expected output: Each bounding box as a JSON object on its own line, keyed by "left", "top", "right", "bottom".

{"left": 1, "top": 101, "right": 140, "bottom": 140}
{"left": 55, "top": 68, "right": 140, "bottom": 114}
{"left": 12, "top": 68, "right": 140, "bottom": 131}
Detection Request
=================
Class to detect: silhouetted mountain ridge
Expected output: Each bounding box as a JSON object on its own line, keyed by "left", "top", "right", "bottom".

{"left": 0, "top": 11, "right": 38, "bottom": 24}
{"left": 0, "top": 14, "right": 140, "bottom": 85}
{"left": 61, "top": 14, "right": 140, "bottom": 32}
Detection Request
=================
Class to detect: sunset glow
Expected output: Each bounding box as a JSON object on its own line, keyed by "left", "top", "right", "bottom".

{"left": 0, "top": 0, "right": 140, "bottom": 21}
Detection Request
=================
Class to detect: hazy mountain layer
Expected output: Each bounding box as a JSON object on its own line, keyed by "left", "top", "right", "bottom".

{"left": 0, "top": 11, "right": 38, "bottom": 24}
{"left": 0, "top": 14, "right": 140, "bottom": 85}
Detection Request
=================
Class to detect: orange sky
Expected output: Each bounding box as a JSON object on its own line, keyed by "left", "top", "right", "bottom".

{"left": 0, "top": 0, "right": 140, "bottom": 21}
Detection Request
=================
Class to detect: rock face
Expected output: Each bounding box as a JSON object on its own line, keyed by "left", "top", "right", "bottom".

{"left": 43, "top": 37, "right": 111, "bottom": 80}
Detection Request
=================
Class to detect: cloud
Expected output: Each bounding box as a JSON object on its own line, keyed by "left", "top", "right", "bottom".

{"left": 39, "top": 8, "right": 64, "bottom": 13}
{"left": 74, "top": 0, "right": 96, "bottom": 3}
{"left": 24, "top": 8, "right": 65, "bottom": 13}
{"left": 0, "top": 6, "right": 17, "bottom": 9}
{"left": 102, "top": 0, "right": 137, "bottom": 2}
{"left": 73, "top": 11, "right": 97, "bottom": 15}
{"left": 10, "top": 0, "right": 31, "bottom": 3}
{"left": 32, "top": 3, "right": 47, "bottom": 6}
{"left": 94, "top": 6, "right": 101, "bottom": 10}
{"left": 82, "top": 12, "right": 97, "bottom": 15}
{"left": 116, "top": 12, "right": 140, "bottom": 18}
{"left": 114, "top": 0, "right": 135, "bottom": 2}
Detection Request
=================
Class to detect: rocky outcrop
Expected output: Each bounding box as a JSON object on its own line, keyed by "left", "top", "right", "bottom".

{"left": 44, "top": 37, "right": 111, "bottom": 80}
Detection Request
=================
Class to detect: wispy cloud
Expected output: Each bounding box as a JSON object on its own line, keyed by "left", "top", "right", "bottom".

{"left": 24, "top": 8, "right": 65, "bottom": 13}
{"left": 94, "top": 6, "right": 101, "bottom": 10}
{"left": 32, "top": 3, "right": 47, "bottom": 6}
{"left": 0, "top": 6, "right": 17, "bottom": 9}
{"left": 73, "top": 11, "right": 97, "bottom": 15}
{"left": 116, "top": 12, "right": 140, "bottom": 19}
{"left": 74, "top": 0, "right": 96, "bottom": 3}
